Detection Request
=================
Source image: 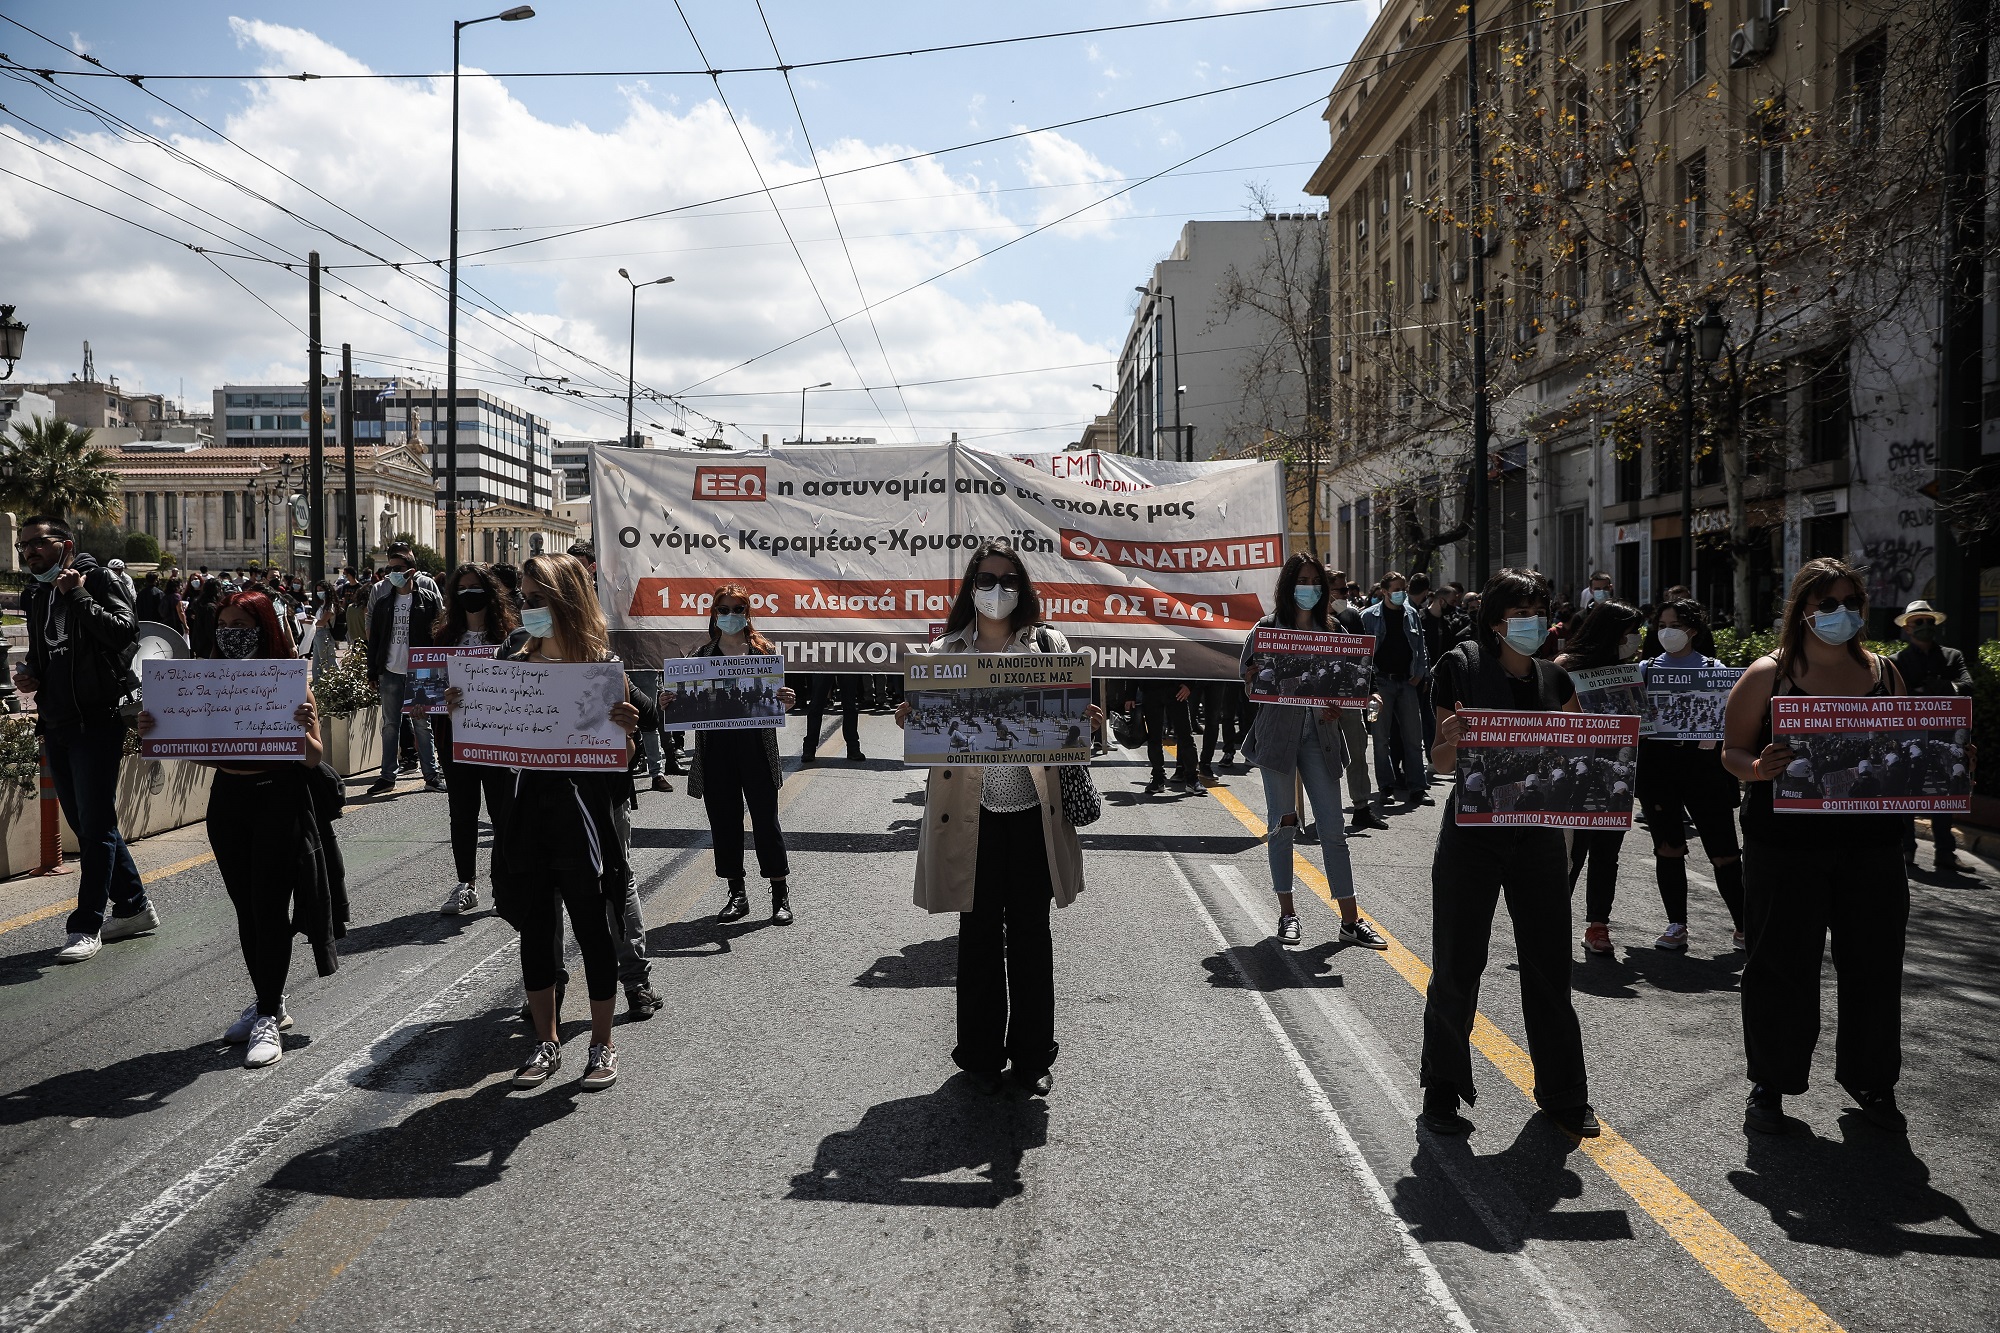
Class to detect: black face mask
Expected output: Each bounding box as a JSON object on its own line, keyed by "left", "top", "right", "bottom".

{"left": 456, "top": 587, "right": 490, "bottom": 614}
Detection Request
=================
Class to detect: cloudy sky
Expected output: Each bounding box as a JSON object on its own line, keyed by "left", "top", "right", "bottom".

{"left": 0, "top": 1, "right": 1368, "bottom": 448}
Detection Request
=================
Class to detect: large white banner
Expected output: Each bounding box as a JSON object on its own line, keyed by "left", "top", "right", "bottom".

{"left": 591, "top": 442, "right": 1287, "bottom": 680}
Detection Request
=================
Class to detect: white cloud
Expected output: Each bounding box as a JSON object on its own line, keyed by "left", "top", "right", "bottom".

{"left": 1014, "top": 131, "right": 1132, "bottom": 233}
{"left": 0, "top": 19, "right": 1117, "bottom": 448}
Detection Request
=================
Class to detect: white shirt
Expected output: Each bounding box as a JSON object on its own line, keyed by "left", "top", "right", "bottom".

{"left": 388, "top": 592, "right": 414, "bottom": 675}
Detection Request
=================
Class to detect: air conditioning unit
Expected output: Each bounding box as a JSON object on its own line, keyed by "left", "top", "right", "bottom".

{"left": 1357, "top": 218, "right": 1369, "bottom": 239}
{"left": 1729, "top": 17, "right": 1776, "bottom": 68}
{"left": 1562, "top": 162, "right": 1588, "bottom": 193}
{"left": 1379, "top": 197, "right": 1390, "bottom": 217}
{"left": 1471, "top": 235, "right": 1497, "bottom": 258}
{"left": 1402, "top": 169, "right": 1414, "bottom": 193}
{"left": 1373, "top": 318, "right": 1392, "bottom": 338}
{"left": 1421, "top": 282, "right": 1439, "bottom": 304}
{"left": 1337, "top": 354, "right": 1353, "bottom": 374}
{"left": 1450, "top": 259, "right": 1470, "bottom": 283}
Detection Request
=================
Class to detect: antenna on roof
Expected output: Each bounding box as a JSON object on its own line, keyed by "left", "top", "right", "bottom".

{"left": 80, "top": 340, "right": 95, "bottom": 383}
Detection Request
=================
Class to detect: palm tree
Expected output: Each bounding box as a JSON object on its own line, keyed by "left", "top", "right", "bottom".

{"left": 2, "top": 416, "right": 121, "bottom": 522}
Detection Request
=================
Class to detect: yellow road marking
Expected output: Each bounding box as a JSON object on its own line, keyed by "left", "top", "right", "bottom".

{"left": 1204, "top": 780, "right": 1844, "bottom": 1333}
{"left": 0, "top": 851, "right": 218, "bottom": 937}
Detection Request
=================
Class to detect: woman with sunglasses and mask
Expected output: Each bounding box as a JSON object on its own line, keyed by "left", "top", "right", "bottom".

{"left": 430, "top": 563, "right": 523, "bottom": 917}
{"left": 452, "top": 552, "right": 640, "bottom": 1091}
{"left": 135, "top": 591, "right": 336, "bottom": 1070}
{"left": 1238, "top": 553, "right": 1390, "bottom": 950}
{"left": 1722, "top": 557, "right": 1940, "bottom": 1135}
{"left": 1422, "top": 568, "right": 1597, "bottom": 1139}
{"left": 895, "top": 541, "right": 1103, "bottom": 1095}
{"left": 1553, "top": 598, "right": 1645, "bottom": 954}
{"left": 1632, "top": 598, "right": 1746, "bottom": 955}
{"left": 687, "top": 585, "right": 798, "bottom": 926}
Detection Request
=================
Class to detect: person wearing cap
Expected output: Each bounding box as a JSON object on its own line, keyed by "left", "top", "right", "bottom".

{"left": 1890, "top": 599, "right": 1974, "bottom": 874}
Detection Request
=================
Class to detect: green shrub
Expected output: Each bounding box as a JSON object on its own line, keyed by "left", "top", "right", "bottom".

{"left": 122, "top": 531, "right": 162, "bottom": 564}
{"left": 311, "top": 640, "right": 378, "bottom": 719}
{"left": 1705, "top": 628, "right": 1901, "bottom": 668}
{"left": 0, "top": 714, "right": 38, "bottom": 795}
{"left": 1971, "top": 641, "right": 1999, "bottom": 799}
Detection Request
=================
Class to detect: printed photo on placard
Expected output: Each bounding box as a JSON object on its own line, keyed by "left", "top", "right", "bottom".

{"left": 1569, "top": 663, "right": 1645, "bottom": 721}
{"left": 1454, "top": 711, "right": 1642, "bottom": 828}
{"left": 406, "top": 645, "right": 498, "bottom": 714}
{"left": 903, "top": 653, "right": 1092, "bottom": 766}
{"left": 658, "top": 654, "right": 788, "bottom": 730}
{"left": 1243, "top": 626, "right": 1374, "bottom": 707}
{"left": 446, "top": 656, "right": 631, "bottom": 770}
{"left": 1641, "top": 664, "right": 1742, "bottom": 742}
{"left": 1770, "top": 695, "right": 1973, "bottom": 813}
{"left": 139, "top": 658, "right": 309, "bottom": 759}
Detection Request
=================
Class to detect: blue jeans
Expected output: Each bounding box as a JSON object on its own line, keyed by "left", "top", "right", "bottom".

{"left": 377, "top": 672, "right": 439, "bottom": 781}
{"left": 627, "top": 669, "right": 664, "bottom": 778}
{"left": 1259, "top": 738, "right": 1356, "bottom": 901}
{"left": 1372, "top": 675, "right": 1428, "bottom": 799}
{"left": 45, "top": 721, "right": 148, "bottom": 935}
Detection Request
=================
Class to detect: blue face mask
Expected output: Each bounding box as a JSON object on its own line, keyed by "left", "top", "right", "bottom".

{"left": 1292, "top": 585, "right": 1322, "bottom": 610}
{"left": 1808, "top": 607, "right": 1863, "bottom": 645}
{"left": 1502, "top": 615, "right": 1549, "bottom": 655}
{"left": 520, "top": 606, "right": 554, "bottom": 638}
{"left": 716, "top": 612, "right": 749, "bottom": 635}
{"left": 385, "top": 569, "right": 409, "bottom": 589}
{"left": 1389, "top": 590, "right": 1407, "bottom": 607}
{"left": 31, "top": 540, "right": 70, "bottom": 583}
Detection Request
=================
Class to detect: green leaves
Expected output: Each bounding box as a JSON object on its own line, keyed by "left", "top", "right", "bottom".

{"left": 1, "top": 415, "right": 121, "bottom": 522}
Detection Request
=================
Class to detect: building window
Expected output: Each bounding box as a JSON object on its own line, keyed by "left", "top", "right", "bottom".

{"left": 1676, "top": 153, "right": 1709, "bottom": 253}
{"left": 165, "top": 493, "right": 178, "bottom": 540}
{"left": 1805, "top": 351, "right": 1851, "bottom": 465}
{"left": 1843, "top": 37, "right": 1887, "bottom": 147}
{"left": 144, "top": 493, "right": 158, "bottom": 536}
{"left": 124, "top": 493, "right": 138, "bottom": 530}
{"left": 1680, "top": 1, "right": 1708, "bottom": 86}
{"left": 223, "top": 492, "right": 237, "bottom": 541}
{"left": 1805, "top": 513, "right": 1847, "bottom": 563}
{"left": 1753, "top": 102, "right": 1786, "bottom": 212}
{"left": 243, "top": 493, "right": 255, "bottom": 540}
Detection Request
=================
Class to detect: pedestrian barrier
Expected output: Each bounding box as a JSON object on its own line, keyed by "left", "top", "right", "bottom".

{"left": 34, "top": 740, "right": 69, "bottom": 877}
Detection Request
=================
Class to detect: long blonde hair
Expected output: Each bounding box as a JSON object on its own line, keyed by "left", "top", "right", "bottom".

{"left": 521, "top": 552, "right": 609, "bottom": 662}
{"left": 1774, "top": 556, "right": 1870, "bottom": 680}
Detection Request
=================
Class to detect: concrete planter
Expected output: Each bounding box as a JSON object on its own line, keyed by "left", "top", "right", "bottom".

{"left": 0, "top": 784, "right": 39, "bottom": 880}
{"left": 323, "top": 706, "right": 384, "bottom": 778}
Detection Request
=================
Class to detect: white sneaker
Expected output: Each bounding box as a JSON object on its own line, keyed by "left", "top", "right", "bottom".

{"left": 244, "top": 1016, "right": 284, "bottom": 1068}
{"left": 441, "top": 882, "right": 479, "bottom": 916}
{"left": 100, "top": 903, "right": 160, "bottom": 941}
{"left": 55, "top": 933, "right": 101, "bottom": 963}
{"left": 224, "top": 1000, "right": 293, "bottom": 1044}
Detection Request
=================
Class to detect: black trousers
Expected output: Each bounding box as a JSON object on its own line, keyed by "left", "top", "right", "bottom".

{"left": 1143, "top": 699, "right": 1195, "bottom": 780}
{"left": 1640, "top": 783, "right": 1745, "bottom": 930}
{"left": 955, "top": 805, "right": 1057, "bottom": 1077}
{"left": 1198, "top": 682, "right": 1245, "bottom": 765}
{"left": 518, "top": 866, "right": 621, "bottom": 1003}
{"left": 1740, "top": 838, "right": 1908, "bottom": 1096}
{"left": 1569, "top": 830, "right": 1627, "bottom": 924}
{"left": 436, "top": 719, "right": 513, "bottom": 884}
{"left": 209, "top": 770, "right": 309, "bottom": 1018}
{"left": 804, "top": 674, "right": 862, "bottom": 755}
{"left": 702, "top": 735, "right": 789, "bottom": 880}
{"left": 1422, "top": 821, "right": 1589, "bottom": 1110}
{"left": 1902, "top": 815, "right": 1957, "bottom": 858}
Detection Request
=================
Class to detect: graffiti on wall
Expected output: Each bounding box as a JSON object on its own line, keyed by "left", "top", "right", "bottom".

{"left": 1854, "top": 436, "right": 1937, "bottom": 607}
{"left": 1861, "top": 534, "right": 1935, "bottom": 604}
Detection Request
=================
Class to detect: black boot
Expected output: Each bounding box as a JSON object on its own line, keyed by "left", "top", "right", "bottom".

{"left": 1419, "top": 1086, "right": 1473, "bottom": 1135}
{"left": 717, "top": 878, "right": 751, "bottom": 923}
{"left": 770, "top": 878, "right": 794, "bottom": 926}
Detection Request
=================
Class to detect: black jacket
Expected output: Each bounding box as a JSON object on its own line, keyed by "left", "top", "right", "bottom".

{"left": 23, "top": 551, "right": 139, "bottom": 730}
{"left": 365, "top": 582, "right": 445, "bottom": 680}
{"left": 1891, "top": 642, "right": 1972, "bottom": 698}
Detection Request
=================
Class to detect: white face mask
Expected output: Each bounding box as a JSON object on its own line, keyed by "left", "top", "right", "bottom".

{"left": 1656, "top": 626, "right": 1692, "bottom": 655}
{"left": 973, "top": 585, "right": 1019, "bottom": 622}
{"left": 1620, "top": 633, "right": 1642, "bottom": 660}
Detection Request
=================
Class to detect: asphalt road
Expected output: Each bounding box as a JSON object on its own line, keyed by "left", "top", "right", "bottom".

{"left": 1, "top": 714, "right": 1996, "bottom": 1333}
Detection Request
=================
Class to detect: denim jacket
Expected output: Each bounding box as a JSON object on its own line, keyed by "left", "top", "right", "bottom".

{"left": 1358, "top": 599, "right": 1429, "bottom": 683}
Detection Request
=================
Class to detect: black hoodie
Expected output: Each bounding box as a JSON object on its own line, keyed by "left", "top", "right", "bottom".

{"left": 22, "top": 550, "right": 139, "bottom": 731}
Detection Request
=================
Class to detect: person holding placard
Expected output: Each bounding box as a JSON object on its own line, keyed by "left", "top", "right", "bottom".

{"left": 1634, "top": 598, "right": 1746, "bottom": 955}
{"left": 365, "top": 543, "right": 445, "bottom": 796}
{"left": 687, "top": 584, "right": 799, "bottom": 926}
{"left": 134, "top": 592, "right": 334, "bottom": 1070}
{"left": 1238, "top": 554, "right": 1389, "bottom": 951}
{"left": 1722, "top": 557, "right": 1916, "bottom": 1135}
{"left": 429, "top": 564, "right": 523, "bottom": 918}
{"left": 468, "top": 553, "right": 642, "bottom": 1092}
{"left": 1890, "top": 600, "right": 1974, "bottom": 874}
{"left": 1422, "top": 568, "right": 1597, "bottom": 1140}
{"left": 896, "top": 541, "right": 1103, "bottom": 1097}
{"left": 1555, "top": 599, "right": 1644, "bottom": 954}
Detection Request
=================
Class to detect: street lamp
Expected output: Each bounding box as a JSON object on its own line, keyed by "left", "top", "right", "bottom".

{"left": 1135, "top": 285, "right": 1183, "bottom": 460}
{"left": 798, "top": 381, "right": 832, "bottom": 445}
{"left": 0, "top": 305, "right": 25, "bottom": 380}
{"left": 1653, "top": 300, "right": 1730, "bottom": 592}
{"left": 445, "top": 5, "right": 536, "bottom": 572}
{"left": 618, "top": 269, "right": 673, "bottom": 448}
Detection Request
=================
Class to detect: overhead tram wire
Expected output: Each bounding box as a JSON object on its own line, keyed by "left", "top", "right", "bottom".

{"left": 756, "top": 0, "right": 919, "bottom": 441}
{"left": 0, "top": 3, "right": 1363, "bottom": 83}
{"left": 671, "top": 0, "right": 900, "bottom": 443}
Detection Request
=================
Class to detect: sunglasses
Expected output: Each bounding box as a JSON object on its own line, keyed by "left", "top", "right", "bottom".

{"left": 714, "top": 602, "right": 750, "bottom": 616}
{"left": 972, "top": 572, "right": 1024, "bottom": 591}
{"left": 1813, "top": 594, "right": 1865, "bottom": 614}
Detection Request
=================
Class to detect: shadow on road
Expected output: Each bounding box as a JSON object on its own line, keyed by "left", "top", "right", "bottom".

{"left": 1396, "top": 1115, "right": 1632, "bottom": 1250}
{"left": 786, "top": 1074, "right": 1049, "bottom": 1208}
{"left": 1728, "top": 1113, "right": 2000, "bottom": 1258}
{"left": 0, "top": 1039, "right": 234, "bottom": 1126}
{"left": 853, "top": 937, "right": 957, "bottom": 988}
{"left": 647, "top": 915, "right": 777, "bottom": 958}
{"left": 1200, "top": 939, "right": 1346, "bottom": 991}
{"left": 1567, "top": 946, "right": 1745, "bottom": 1000}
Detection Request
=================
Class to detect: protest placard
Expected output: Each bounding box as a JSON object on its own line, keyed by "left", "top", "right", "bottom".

{"left": 1769, "top": 695, "right": 1973, "bottom": 813}
{"left": 659, "top": 654, "right": 788, "bottom": 730}
{"left": 1642, "top": 664, "right": 1742, "bottom": 742}
{"left": 1243, "top": 627, "right": 1374, "bottom": 707}
{"left": 1569, "top": 663, "right": 1646, "bottom": 722}
{"left": 446, "top": 657, "right": 631, "bottom": 770}
{"left": 406, "top": 645, "right": 498, "bottom": 714}
{"left": 1453, "top": 711, "right": 1641, "bottom": 829}
{"left": 902, "top": 653, "right": 1092, "bottom": 766}
{"left": 139, "top": 658, "right": 309, "bottom": 760}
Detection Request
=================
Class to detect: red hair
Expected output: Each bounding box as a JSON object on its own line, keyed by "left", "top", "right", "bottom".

{"left": 215, "top": 591, "right": 298, "bottom": 659}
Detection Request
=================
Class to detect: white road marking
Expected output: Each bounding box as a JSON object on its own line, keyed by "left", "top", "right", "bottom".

{"left": 1210, "top": 864, "right": 1611, "bottom": 1333}
{"left": 1163, "top": 856, "right": 1477, "bottom": 1333}
{"left": 0, "top": 938, "right": 522, "bottom": 1333}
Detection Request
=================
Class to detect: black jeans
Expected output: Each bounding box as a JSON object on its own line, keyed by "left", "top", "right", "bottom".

{"left": 1740, "top": 838, "right": 1907, "bottom": 1096}
{"left": 1198, "top": 682, "right": 1245, "bottom": 766}
{"left": 1422, "top": 820, "right": 1589, "bottom": 1110}
{"left": 1569, "top": 830, "right": 1627, "bottom": 924}
{"left": 1902, "top": 815, "right": 1957, "bottom": 859}
{"left": 436, "top": 719, "right": 514, "bottom": 884}
{"left": 1143, "top": 699, "right": 1195, "bottom": 781}
{"left": 518, "top": 866, "right": 621, "bottom": 1003}
{"left": 45, "top": 720, "right": 147, "bottom": 935}
{"left": 954, "top": 805, "right": 1057, "bottom": 1077}
{"left": 208, "top": 769, "right": 307, "bottom": 1017}
{"left": 1641, "top": 788, "right": 1745, "bottom": 929}
{"left": 702, "top": 735, "right": 789, "bottom": 880}
{"left": 804, "top": 674, "right": 862, "bottom": 756}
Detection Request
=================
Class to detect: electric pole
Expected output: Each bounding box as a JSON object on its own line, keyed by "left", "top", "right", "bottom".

{"left": 1465, "top": 0, "right": 1491, "bottom": 586}
{"left": 341, "top": 345, "right": 360, "bottom": 569}
{"left": 307, "top": 251, "right": 326, "bottom": 583}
